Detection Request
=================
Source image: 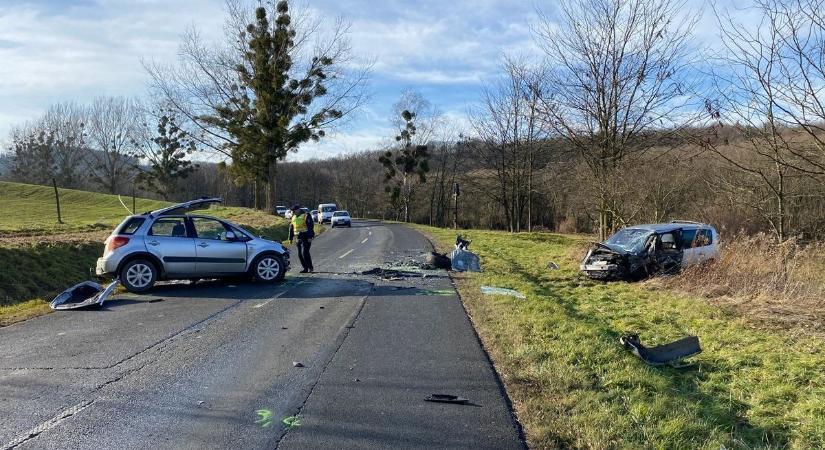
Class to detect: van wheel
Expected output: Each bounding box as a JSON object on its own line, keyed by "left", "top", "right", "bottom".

{"left": 120, "top": 259, "right": 157, "bottom": 293}
{"left": 252, "top": 254, "right": 286, "bottom": 283}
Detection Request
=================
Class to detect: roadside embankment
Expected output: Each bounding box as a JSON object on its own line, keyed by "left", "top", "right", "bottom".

{"left": 415, "top": 225, "right": 825, "bottom": 450}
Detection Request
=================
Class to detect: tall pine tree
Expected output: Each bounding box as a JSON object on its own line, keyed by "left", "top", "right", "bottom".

{"left": 203, "top": 1, "right": 341, "bottom": 213}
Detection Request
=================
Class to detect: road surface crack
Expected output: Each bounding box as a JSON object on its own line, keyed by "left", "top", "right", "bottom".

{"left": 272, "top": 285, "right": 372, "bottom": 449}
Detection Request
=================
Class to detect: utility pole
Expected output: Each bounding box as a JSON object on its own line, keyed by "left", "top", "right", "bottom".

{"left": 52, "top": 178, "right": 63, "bottom": 224}
{"left": 452, "top": 182, "right": 459, "bottom": 230}
{"left": 132, "top": 185, "right": 136, "bottom": 214}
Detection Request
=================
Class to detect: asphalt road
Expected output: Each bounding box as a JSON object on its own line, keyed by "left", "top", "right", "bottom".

{"left": 0, "top": 221, "right": 524, "bottom": 450}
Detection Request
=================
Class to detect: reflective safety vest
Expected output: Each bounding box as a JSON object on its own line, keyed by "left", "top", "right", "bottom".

{"left": 291, "top": 213, "right": 309, "bottom": 233}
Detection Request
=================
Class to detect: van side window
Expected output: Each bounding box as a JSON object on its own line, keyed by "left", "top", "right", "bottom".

{"left": 695, "top": 229, "right": 713, "bottom": 247}
{"left": 680, "top": 229, "right": 697, "bottom": 248}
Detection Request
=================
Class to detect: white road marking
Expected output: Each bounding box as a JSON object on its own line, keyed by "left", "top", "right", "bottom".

{"left": 254, "top": 289, "right": 289, "bottom": 308}
{"left": 369, "top": 230, "right": 372, "bottom": 235}
{"left": 339, "top": 249, "right": 354, "bottom": 259}
{"left": 361, "top": 238, "right": 369, "bottom": 244}
{"left": 2, "top": 399, "right": 96, "bottom": 450}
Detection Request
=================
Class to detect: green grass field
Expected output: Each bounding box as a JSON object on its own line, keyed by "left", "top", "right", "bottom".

{"left": 417, "top": 226, "right": 825, "bottom": 450}
{"left": 0, "top": 182, "right": 291, "bottom": 320}
{"left": 0, "top": 181, "right": 169, "bottom": 235}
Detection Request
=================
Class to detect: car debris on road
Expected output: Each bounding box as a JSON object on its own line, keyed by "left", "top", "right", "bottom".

{"left": 619, "top": 334, "right": 702, "bottom": 367}
{"left": 480, "top": 286, "right": 526, "bottom": 299}
{"left": 50, "top": 279, "right": 120, "bottom": 310}
{"left": 450, "top": 235, "right": 482, "bottom": 272}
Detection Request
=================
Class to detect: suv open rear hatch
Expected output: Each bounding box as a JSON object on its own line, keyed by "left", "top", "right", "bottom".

{"left": 148, "top": 197, "right": 223, "bottom": 217}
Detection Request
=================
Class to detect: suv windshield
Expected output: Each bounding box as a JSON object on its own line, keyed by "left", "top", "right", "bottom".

{"left": 321, "top": 206, "right": 336, "bottom": 212}
{"left": 605, "top": 228, "right": 652, "bottom": 253}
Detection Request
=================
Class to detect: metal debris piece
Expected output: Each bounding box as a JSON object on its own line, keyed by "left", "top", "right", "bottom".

{"left": 361, "top": 267, "right": 423, "bottom": 280}
{"left": 425, "top": 394, "right": 470, "bottom": 404}
{"left": 50, "top": 279, "right": 120, "bottom": 310}
{"left": 480, "top": 286, "right": 526, "bottom": 299}
{"left": 619, "top": 334, "right": 702, "bottom": 366}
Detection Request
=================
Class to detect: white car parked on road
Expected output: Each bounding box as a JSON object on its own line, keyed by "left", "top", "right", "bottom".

{"left": 330, "top": 210, "right": 352, "bottom": 228}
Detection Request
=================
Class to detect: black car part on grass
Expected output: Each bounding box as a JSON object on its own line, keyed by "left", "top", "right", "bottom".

{"left": 619, "top": 334, "right": 702, "bottom": 367}
{"left": 50, "top": 279, "right": 120, "bottom": 310}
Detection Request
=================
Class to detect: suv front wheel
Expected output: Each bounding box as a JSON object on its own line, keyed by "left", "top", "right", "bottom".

{"left": 252, "top": 254, "right": 286, "bottom": 283}
{"left": 120, "top": 259, "right": 158, "bottom": 293}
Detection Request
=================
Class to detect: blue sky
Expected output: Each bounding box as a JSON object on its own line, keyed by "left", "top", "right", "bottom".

{"left": 0, "top": 0, "right": 749, "bottom": 161}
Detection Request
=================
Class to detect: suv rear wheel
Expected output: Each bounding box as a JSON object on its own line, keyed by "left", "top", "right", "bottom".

{"left": 252, "top": 254, "right": 286, "bottom": 283}
{"left": 120, "top": 259, "right": 158, "bottom": 293}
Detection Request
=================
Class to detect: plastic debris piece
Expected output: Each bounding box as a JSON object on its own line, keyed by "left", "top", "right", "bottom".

{"left": 480, "top": 286, "right": 526, "bottom": 299}
{"left": 50, "top": 280, "right": 120, "bottom": 310}
{"left": 547, "top": 261, "right": 560, "bottom": 270}
{"left": 619, "top": 334, "right": 702, "bottom": 366}
{"left": 425, "top": 394, "right": 470, "bottom": 404}
{"left": 292, "top": 361, "right": 304, "bottom": 368}
{"left": 450, "top": 248, "right": 481, "bottom": 272}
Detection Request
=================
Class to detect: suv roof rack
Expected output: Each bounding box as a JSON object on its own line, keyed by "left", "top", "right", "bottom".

{"left": 670, "top": 220, "right": 703, "bottom": 225}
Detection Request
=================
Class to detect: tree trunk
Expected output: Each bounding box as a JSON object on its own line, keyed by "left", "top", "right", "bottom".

{"left": 267, "top": 161, "right": 278, "bottom": 215}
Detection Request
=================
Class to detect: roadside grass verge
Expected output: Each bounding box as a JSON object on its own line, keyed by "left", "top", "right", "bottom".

{"left": 415, "top": 225, "right": 825, "bottom": 450}
{"left": 0, "top": 300, "right": 52, "bottom": 327}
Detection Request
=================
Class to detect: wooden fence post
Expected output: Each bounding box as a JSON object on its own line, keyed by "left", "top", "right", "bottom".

{"left": 52, "top": 178, "right": 63, "bottom": 224}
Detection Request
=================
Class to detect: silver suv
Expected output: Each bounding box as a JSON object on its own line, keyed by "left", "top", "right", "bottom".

{"left": 580, "top": 221, "right": 720, "bottom": 280}
{"left": 95, "top": 198, "right": 290, "bottom": 292}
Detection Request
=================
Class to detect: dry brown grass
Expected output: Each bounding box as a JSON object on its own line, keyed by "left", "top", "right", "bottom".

{"left": 655, "top": 234, "right": 825, "bottom": 332}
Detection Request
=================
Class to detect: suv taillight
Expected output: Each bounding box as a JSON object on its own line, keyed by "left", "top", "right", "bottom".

{"left": 106, "top": 236, "right": 130, "bottom": 252}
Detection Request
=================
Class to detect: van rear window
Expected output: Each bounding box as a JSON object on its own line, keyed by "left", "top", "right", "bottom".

{"left": 116, "top": 217, "right": 145, "bottom": 235}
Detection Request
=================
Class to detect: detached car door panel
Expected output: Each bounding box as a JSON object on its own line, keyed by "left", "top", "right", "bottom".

{"left": 192, "top": 217, "right": 248, "bottom": 273}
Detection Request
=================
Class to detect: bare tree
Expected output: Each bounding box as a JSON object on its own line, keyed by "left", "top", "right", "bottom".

{"left": 84, "top": 96, "right": 139, "bottom": 194}
{"left": 534, "top": 0, "right": 697, "bottom": 239}
{"left": 469, "top": 57, "right": 550, "bottom": 232}
{"left": 7, "top": 102, "right": 87, "bottom": 189}
{"left": 700, "top": 0, "right": 825, "bottom": 242}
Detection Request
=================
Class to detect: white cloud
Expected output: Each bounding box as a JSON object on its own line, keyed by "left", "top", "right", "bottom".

{"left": 0, "top": 0, "right": 225, "bottom": 138}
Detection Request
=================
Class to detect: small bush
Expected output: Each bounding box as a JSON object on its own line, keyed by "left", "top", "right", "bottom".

{"left": 657, "top": 233, "right": 825, "bottom": 330}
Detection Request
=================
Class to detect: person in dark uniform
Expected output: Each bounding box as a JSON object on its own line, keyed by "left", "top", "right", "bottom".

{"left": 288, "top": 204, "right": 314, "bottom": 273}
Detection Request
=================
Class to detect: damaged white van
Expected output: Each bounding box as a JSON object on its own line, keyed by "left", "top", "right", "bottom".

{"left": 95, "top": 198, "right": 290, "bottom": 292}
{"left": 580, "top": 221, "right": 719, "bottom": 281}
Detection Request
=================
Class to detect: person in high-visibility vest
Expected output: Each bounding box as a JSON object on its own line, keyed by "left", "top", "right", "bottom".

{"left": 288, "top": 204, "right": 315, "bottom": 273}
